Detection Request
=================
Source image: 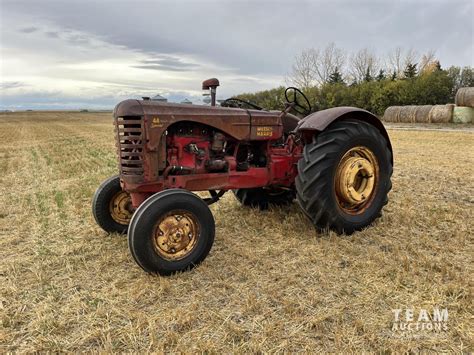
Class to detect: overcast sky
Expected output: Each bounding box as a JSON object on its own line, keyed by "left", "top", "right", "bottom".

{"left": 0, "top": 0, "right": 473, "bottom": 109}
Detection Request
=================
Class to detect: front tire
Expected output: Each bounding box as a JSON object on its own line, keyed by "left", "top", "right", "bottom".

{"left": 296, "top": 119, "right": 392, "bottom": 234}
{"left": 92, "top": 175, "right": 133, "bottom": 234}
{"left": 128, "top": 189, "right": 215, "bottom": 275}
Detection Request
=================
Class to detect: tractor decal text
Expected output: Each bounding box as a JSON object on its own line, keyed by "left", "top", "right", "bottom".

{"left": 256, "top": 126, "right": 273, "bottom": 137}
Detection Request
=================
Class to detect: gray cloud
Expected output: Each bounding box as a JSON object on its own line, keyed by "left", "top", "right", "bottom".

{"left": 18, "top": 26, "right": 39, "bottom": 33}
{"left": 0, "top": 85, "right": 202, "bottom": 110}
{"left": 142, "top": 58, "right": 197, "bottom": 68}
{"left": 133, "top": 56, "right": 199, "bottom": 72}
{"left": 0, "top": 81, "right": 27, "bottom": 90}
{"left": 65, "top": 33, "right": 91, "bottom": 45}
{"left": 44, "top": 31, "right": 60, "bottom": 38}
{"left": 4, "top": 0, "right": 473, "bottom": 74}
{"left": 1, "top": 0, "right": 473, "bottom": 109}
{"left": 41, "top": 29, "right": 92, "bottom": 46}
{"left": 132, "top": 65, "right": 186, "bottom": 72}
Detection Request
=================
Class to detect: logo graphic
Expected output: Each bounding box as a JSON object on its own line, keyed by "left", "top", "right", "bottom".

{"left": 151, "top": 117, "right": 163, "bottom": 128}
{"left": 391, "top": 308, "right": 448, "bottom": 334}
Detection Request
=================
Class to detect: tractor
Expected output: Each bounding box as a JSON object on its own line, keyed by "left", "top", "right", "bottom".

{"left": 92, "top": 78, "right": 393, "bottom": 275}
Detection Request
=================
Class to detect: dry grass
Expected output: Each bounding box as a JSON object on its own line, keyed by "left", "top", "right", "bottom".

{"left": 1, "top": 111, "right": 473, "bottom": 352}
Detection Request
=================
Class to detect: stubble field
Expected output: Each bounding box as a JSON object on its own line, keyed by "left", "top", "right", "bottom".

{"left": 1, "top": 111, "right": 473, "bottom": 352}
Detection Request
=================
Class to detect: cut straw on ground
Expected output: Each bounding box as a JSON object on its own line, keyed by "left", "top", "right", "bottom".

{"left": 1, "top": 112, "right": 473, "bottom": 352}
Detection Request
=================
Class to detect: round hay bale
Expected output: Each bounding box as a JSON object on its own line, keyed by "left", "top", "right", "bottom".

{"left": 408, "top": 105, "right": 419, "bottom": 123}
{"left": 453, "top": 106, "right": 474, "bottom": 123}
{"left": 455, "top": 87, "right": 474, "bottom": 108}
{"left": 383, "top": 106, "right": 401, "bottom": 122}
{"left": 429, "top": 104, "right": 454, "bottom": 123}
{"left": 414, "top": 105, "right": 433, "bottom": 123}
{"left": 397, "top": 106, "right": 418, "bottom": 123}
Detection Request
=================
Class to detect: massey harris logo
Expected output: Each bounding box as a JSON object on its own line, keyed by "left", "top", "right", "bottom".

{"left": 256, "top": 126, "right": 273, "bottom": 137}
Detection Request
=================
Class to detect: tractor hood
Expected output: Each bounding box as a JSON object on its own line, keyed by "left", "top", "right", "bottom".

{"left": 113, "top": 99, "right": 286, "bottom": 141}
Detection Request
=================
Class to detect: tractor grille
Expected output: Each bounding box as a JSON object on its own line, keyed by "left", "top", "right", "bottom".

{"left": 114, "top": 116, "right": 144, "bottom": 177}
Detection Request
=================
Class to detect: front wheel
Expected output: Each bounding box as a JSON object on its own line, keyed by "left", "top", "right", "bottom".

{"left": 296, "top": 119, "right": 393, "bottom": 234}
{"left": 128, "top": 189, "right": 215, "bottom": 275}
{"left": 92, "top": 175, "right": 133, "bottom": 234}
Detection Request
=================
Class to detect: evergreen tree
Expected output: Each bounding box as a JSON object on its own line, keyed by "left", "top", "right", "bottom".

{"left": 376, "top": 69, "right": 385, "bottom": 81}
{"left": 364, "top": 67, "right": 373, "bottom": 82}
{"left": 391, "top": 71, "right": 397, "bottom": 81}
{"left": 328, "top": 67, "right": 345, "bottom": 84}
{"left": 404, "top": 62, "right": 418, "bottom": 78}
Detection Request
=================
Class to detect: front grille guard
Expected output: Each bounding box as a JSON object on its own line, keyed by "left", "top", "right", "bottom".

{"left": 114, "top": 116, "right": 144, "bottom": 178}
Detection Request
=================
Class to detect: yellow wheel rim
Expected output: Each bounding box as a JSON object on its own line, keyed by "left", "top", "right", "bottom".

{"left": 109, "top": 191, "right": 133, "bottom": 225}
{"left": 152, "top": 210, "right": 200, "bottom": 261}
{"left": 335, "top": 146, "right": 379, "bottom": 214}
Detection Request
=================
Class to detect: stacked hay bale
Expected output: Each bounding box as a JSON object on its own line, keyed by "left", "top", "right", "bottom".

{"left": 382, "top": 87, "right": 473, "bottom": 124}
{"left": 455, "top": 87, "right": 474, "bottom": 107}
{"left": 415, "top": 105, "right": 434, "bottom": 123}
{"left": 383, "top": 106, "right": 402, "bottom": 123}
{"left": 383, "top": 106, "right": 424, "bottom": 123}
{"left": 429, "top": 104, "right": 455, "bottom": 123}
{"left": 383, "top": 105, "right": 453, "bottom": 123}
{"left": 454, "top": 87, "right": 474, "bottom": 123}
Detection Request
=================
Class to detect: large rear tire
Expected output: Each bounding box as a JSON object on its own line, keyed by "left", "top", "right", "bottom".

{"left": 233, "top": 188, "right": 295, "bottom": 210}
{"left": 92, "top": 175, "right": 132, "bottom": 234}
{"left": 296, "top": 119, "right": 392, "bottom": 234}
{"left": 128, "top": 189, "right": 215, "bottom": 275}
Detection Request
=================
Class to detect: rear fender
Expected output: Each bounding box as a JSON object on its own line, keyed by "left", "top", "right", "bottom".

{"left": 296, "top": 107, "right": 393, "bottom": 163}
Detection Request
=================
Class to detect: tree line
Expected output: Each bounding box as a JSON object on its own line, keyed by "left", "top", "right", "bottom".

{"left": 235, "top": 44, "right": 474, "bottom": 116}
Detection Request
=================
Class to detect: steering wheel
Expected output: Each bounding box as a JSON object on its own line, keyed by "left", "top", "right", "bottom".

{"left": 221, "top": 98, "right": 264, "bottom": 110}
{"left": 285, "top": 87, "right": 312, "bottom": 115}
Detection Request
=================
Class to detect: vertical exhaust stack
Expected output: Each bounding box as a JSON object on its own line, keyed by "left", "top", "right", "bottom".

{"left": 202, "top": 78, "right": 220, "bottom": 106}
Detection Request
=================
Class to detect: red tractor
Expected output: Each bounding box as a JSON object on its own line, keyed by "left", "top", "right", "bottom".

{"left": 92, "top": 78, "right": 393, "bottom": 275}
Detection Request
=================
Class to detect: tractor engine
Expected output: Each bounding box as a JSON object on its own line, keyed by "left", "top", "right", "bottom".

{"left": 165, "top": 123, "right": 270, "bottom": 177}
{"left": 166, "top": 123, "right": 232, "bottom": 175}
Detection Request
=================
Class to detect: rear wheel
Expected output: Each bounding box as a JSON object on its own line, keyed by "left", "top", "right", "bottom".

{"left": 92, "top": 175, "right": 132, "bottom": 234}
{"left": 296, "top": 119, "right": 392, "bottom": 234}
{"left": 233, "top": 188, "right": 295, "bottom": 210}
{"left": 128, "top": 189, "right": 215, "bottom": 275}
